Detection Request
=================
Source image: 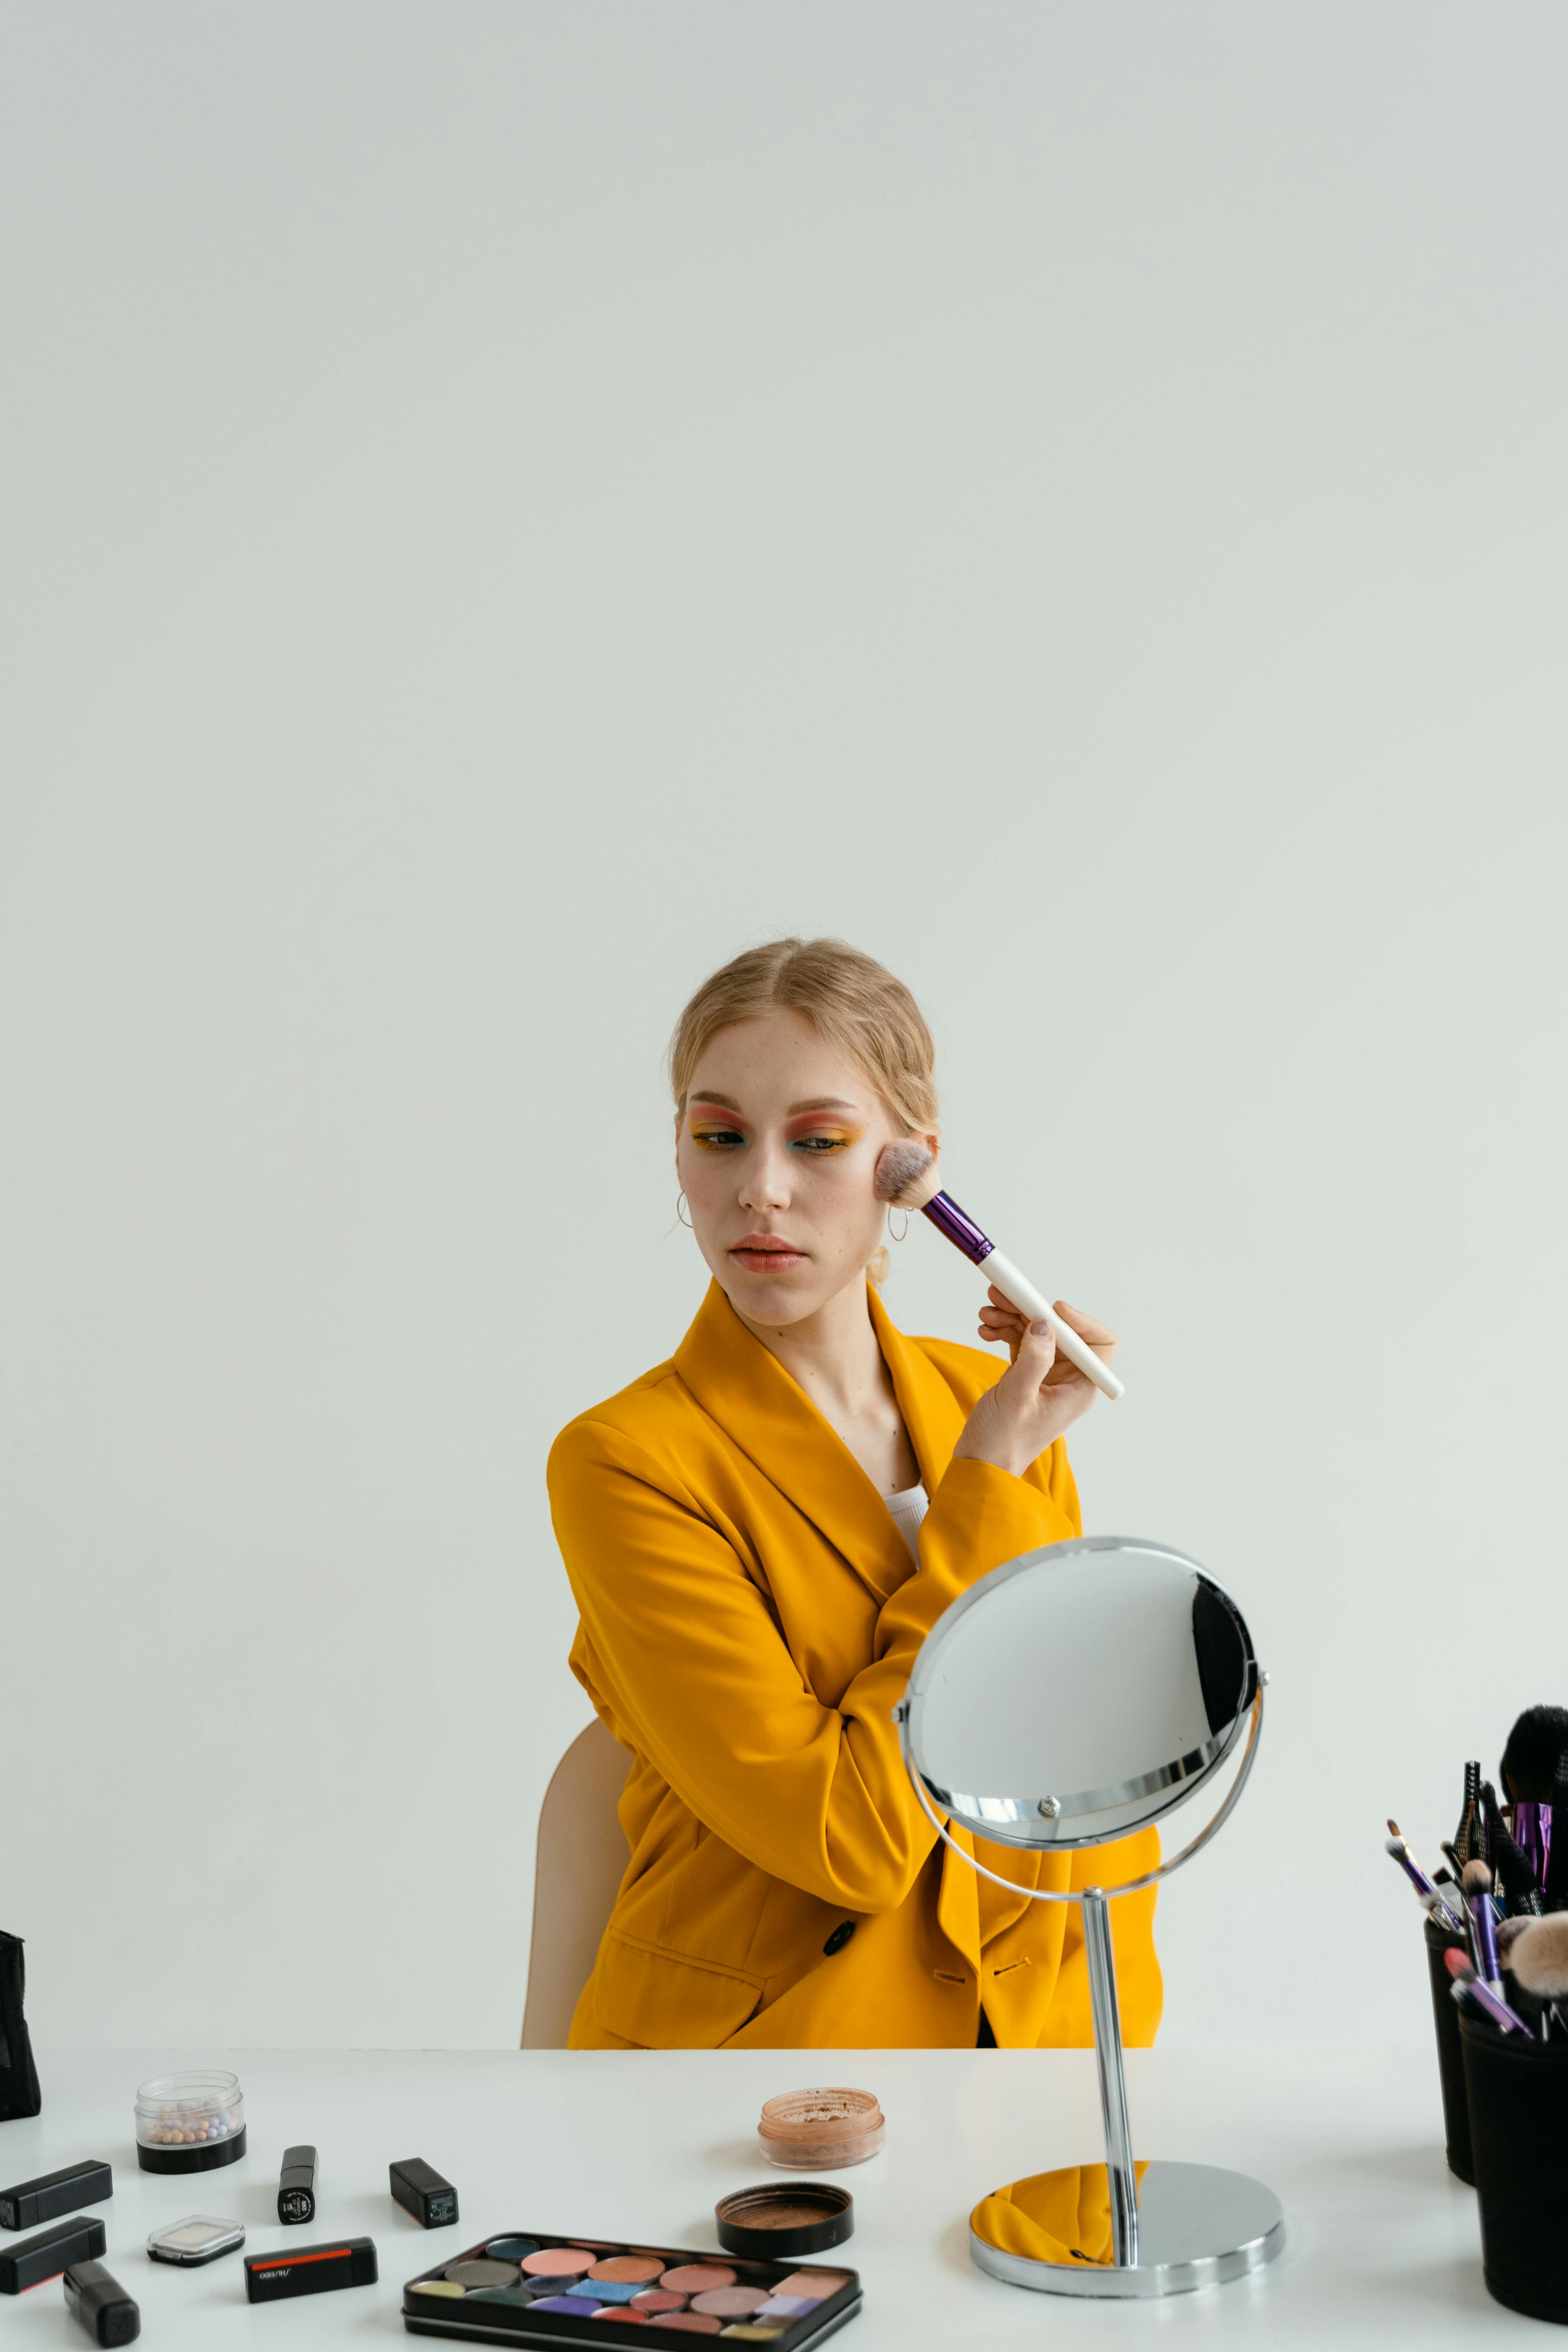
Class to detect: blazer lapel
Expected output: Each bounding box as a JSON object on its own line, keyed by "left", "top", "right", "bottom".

{"left": 673, "top": 1280, "right": 933, "bottom": 1604}
{"left": 868, "top": 1283, "right": 969, "bottom": 1489}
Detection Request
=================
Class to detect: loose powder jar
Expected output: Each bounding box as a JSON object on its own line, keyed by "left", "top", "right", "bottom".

{"left": 757, "top": 2086, "right": 885, "bottom": 2170}
{"left": 135, "top": 2071, "right": 247, "bottom": 2172}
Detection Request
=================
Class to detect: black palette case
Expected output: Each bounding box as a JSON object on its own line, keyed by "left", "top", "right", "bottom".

{"left": 402, "top": 2231, "right": 860, "bottom": 2349}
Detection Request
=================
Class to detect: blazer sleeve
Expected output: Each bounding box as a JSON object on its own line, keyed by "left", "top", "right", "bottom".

{"left": 548, "top": 1418, "right": 1079, "bottom": 1914}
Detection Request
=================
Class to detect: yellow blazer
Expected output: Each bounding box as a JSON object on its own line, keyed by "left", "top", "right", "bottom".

{"left": 548, "top": 1279, "right": 1161, "bottom": 2050}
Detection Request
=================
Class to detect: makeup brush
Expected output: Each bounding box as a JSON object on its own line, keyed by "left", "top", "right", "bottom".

{"left": 1481, "top": 1781, "right": 1543, "bottom": 1916}
{"left": 1385, "top": 1828, "right": 1467, "bottom": 1928}
{"left": 1444, "top": 1947, "right": 1530, "bottom": 2036}
{"left": 872, "top": 1140, "right": 1124, "bottom": 1402}
{"left": 1507, "top": 1915, "right": 1568, "bottom": 2005}
{"left": 1463, "top": 1859, "right": 1504, "bottom": 1990}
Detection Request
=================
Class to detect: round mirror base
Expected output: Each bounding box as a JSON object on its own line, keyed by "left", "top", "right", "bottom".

{"left": 969, "top": 2161, "right": 1285, "bottom": 2300}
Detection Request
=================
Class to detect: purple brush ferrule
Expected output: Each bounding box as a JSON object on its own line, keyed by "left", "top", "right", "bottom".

{"left": 1472, "top": 1892, "right": 1502, "bottom": 1988}
{"left": 920, "top": 1190, "right": 995, "bottom": 1267}
{"left": 1453, "top": 1975, "right": 1530, "bottom": 2036}
{"left": 1516, "top": 1801, "right": 1553, "bottom": 1887}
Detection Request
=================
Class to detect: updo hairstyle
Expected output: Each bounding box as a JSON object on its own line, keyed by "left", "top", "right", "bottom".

{"left": 669, "top": 937, "right": 939, "bottom": 1135}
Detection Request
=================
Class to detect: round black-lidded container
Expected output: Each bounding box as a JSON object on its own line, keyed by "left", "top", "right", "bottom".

{"left": 1460, "top": 2009, "right": 1568, "bottom": 2322}
{"left": 135, "top": 2072, "right": 247, "bottom": 2174}
{"left": 1424, "top": 1916, "right": 1474, "bottom": 2184}
{"left": 715, "top": 2182, "right": 853, "bottom": 2258}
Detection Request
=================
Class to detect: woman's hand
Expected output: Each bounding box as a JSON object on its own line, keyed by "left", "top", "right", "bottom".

{"left": 952, "top": 1289, "right": 1119, "bottom": 1478}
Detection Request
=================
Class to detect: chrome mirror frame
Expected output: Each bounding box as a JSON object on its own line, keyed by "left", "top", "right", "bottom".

{"left": 895, "top": 1534, "right": 1283, "bottom": 2299}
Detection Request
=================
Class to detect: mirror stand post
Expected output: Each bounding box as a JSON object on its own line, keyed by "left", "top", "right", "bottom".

{"left": 1082, "top": 1887, "right": 1138, "bottom": 2267}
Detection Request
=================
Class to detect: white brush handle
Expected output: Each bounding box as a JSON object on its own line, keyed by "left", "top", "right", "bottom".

{"left": 981, "top": 1249, "right": 1125, "bottom": 1401}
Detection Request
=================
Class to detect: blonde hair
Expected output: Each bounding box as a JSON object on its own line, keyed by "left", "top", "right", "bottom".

{"left": 669, "top": 937, "right": 938, "bottom": 1131}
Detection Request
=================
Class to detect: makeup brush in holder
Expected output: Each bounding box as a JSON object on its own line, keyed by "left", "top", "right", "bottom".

{"left": 873, "top": 1142, "right": 1124, "bottom": 1402}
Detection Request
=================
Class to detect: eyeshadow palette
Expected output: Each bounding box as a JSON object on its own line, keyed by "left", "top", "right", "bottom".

{"left": 401, "top": 2231, "right": 859, "bottom": 2349}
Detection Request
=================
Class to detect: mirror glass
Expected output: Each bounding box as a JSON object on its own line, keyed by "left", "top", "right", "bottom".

{"left": 902, "top": 1536, "right": 1257, "bottom": 1849}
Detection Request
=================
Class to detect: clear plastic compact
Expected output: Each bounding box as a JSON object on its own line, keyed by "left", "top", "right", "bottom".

{"left": 147, "top": 2215, "right": 246, "bottom": 2264}
{"left": 135, "top": 2071, "right": 247, "bottom": 2172}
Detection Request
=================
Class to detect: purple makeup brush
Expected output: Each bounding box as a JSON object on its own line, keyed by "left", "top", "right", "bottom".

{"left": 1385, "top": 1830, "right": 1466, "bottom": 1928}
{"left": 1463, "top": 1859, "right": 1504, "bottom": 1991}
{"left": 1445, "top": 1948, "right": 1530, "bottom": 2036}
{"left": 873, "top": 1140, "right": 1124, "bottom": 1401}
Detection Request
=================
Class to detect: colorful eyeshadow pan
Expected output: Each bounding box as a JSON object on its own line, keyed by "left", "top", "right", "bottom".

{"left": 468, "top": 2289, "right": 535, "bottom": 2308}
{"left": 569, "top": 2279, "right": 638, "bottom": 2303}
{"left": 591, "top": 2312, "right": 648, "bottom": 2324}
{"left": 591, "top": 2255, "right": 665, "bottom": 2284}
{"left": 691, "top": 2288, "right": 770, "bottom": 2317}
{"left": 529, "top": 2295, "right": 595, "bottom": 2313}
{"left": 445, "top": 2259, "right": 518, "bottom": 2287}
{"left": 522, "top": 2248, "right": 595, "bottom": 2276}
{"left": 484, "top": 2238, "right": 541, "bottom": 2262}
{"left": 411, "top": 2279, "right": 467, "bottom": 2297}
{"left": 632, "top": 2290, "right": 690, "bottom": 2312}
{"left": 757, "top": 2297, "right": 820, "bottom": 2317}
{"left": 775, "top": 2271, "right": 849, "bottom": 2299}
{"left": 660, "top": 2265, "right": 736, "bottom": 2293}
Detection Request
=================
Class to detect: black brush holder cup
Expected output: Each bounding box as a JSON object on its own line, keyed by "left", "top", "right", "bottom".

{"left": 1460, "top": 2010, "right": 1568, "bottom": 2322}
{"left": 1424, "top": 1917, "right": 1473, "bottom": 2184}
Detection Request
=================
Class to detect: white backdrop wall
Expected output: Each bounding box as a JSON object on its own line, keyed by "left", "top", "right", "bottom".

{"left": 5, "top": 2, "right": 1567, "bottom": 2050}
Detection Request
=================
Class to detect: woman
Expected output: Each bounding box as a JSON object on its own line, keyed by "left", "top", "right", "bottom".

{"left": 548, "top": 938, "right": 1160, "bottom": 2049}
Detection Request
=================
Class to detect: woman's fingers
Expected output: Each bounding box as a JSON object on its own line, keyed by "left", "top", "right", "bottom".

{"left": 1051, "top": 1299, "right": 1118, "bottom": 1358}
{"left": 978, "top": 1286, "right": 1030, "bottom": 1359}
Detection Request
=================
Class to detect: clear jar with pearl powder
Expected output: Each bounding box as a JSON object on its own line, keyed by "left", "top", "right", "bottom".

{"left": 135, "top": 2071, "right": 247, "bottom": 2172}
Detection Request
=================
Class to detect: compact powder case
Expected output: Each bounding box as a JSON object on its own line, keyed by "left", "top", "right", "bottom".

{"left": 715, "top": 2185, "right": 854, "bottom": 2260}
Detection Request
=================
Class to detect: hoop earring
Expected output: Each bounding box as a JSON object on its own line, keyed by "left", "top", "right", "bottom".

{"left": 676, "top": 1191, "right": 693, "bottom": 1229}
{"left": 887, "top": 1207, "right": 909, "bottom": 1243}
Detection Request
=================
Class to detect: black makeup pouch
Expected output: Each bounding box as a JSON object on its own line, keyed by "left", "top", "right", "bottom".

{"left": 0, "top": 1932, "right": 42, "bottom": 2120}
{"left": 1460, "top": 2008, "right": 1568, "bottom": 2321}
{"left": 1423, "top": 1916, "right": 1473, "bottom": 2184}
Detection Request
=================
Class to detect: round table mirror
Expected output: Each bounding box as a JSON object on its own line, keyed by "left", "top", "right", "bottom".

{"left": 896, "top": 1535, "right": 1283, "bottom": 2298}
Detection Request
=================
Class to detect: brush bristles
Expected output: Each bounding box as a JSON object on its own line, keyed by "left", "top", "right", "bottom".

{"left": 1497, "top": 1916, "right": 1532, "bottom": 1960}
{"left": 873, "top": 1139, "right": 942, "bottom": 1209}
{"left": 1461, "top": 1859, "right": 1493, "bottom": 1896}
{"left": 1509, "top": 1914, "right": 1568, "bottom": 2001}
{"left": 1387, "top": 1818, "right": 1402, "bottom": 1838}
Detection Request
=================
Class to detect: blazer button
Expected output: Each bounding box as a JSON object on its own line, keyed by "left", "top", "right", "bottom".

{"left": 823, "top": 1922, "right": 856, "bottom": 1956}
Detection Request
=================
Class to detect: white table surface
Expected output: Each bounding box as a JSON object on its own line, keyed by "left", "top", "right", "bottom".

{"left": 0, "top": 2045, "right": 1515, "bottom": 2346}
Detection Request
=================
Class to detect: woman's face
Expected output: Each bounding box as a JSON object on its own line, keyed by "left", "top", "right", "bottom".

{"left": 677, "top": 1010, "right": 933, "bottom": 1330}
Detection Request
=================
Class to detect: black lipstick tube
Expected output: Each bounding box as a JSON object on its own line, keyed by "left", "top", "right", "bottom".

{"left": 64, "top": 2259, "right": 140, "bottom": 2345}
{"left": 0, "top": 2160, "right": 112, "bottom": 2232}
{"left": 389, "top": 2157, "right": 458, "bottom": 2228}
{"left": 277, "top": 2146, "right": 317, "bottom": 2225}
{"left": 244, "top": 2236, "right": 377, "bottom": 2302}
{"left": 0, "top": 2215, "right": 107, "bottom": 2294}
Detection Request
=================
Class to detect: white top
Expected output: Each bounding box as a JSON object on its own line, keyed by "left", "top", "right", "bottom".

{"left": 15, "top": 2044, "right": 1497, "bottom": 2346}
{"left": 886, "top": 1479, "right": 930, "bottom": 1558}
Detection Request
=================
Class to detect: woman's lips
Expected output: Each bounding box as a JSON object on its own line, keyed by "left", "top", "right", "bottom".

{"left": 730, "top": 1235, "right": 807, "bottom": 1272}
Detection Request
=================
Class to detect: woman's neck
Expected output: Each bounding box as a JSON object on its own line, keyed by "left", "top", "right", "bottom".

{"left": 733, "top": 1276, "right": 920, "bottom": 1495}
